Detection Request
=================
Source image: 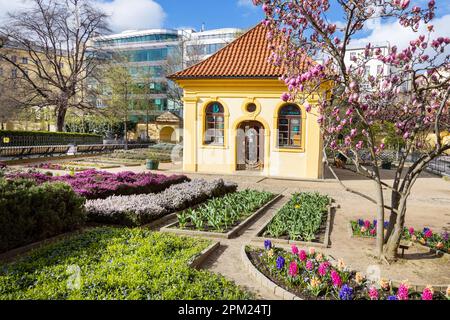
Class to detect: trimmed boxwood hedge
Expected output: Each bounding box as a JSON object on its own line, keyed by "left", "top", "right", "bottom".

{"left": 0, "top": 130, "right": 103, "bottom": 147}
{"left": 0, "top": 178, "right": 86, "bottom": 253}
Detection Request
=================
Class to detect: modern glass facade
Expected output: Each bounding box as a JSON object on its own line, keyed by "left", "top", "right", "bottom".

{"left": 91, "top": 28, "right": 242, "bottom": 123}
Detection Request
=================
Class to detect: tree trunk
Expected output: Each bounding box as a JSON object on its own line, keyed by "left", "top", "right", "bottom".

{"left": 124, "top": 118, "right": 128, "bottom": 150}
{"left": 56, "top": 105, "right": 67, "bottom": 132}
{"left": 146, "top": 107, "right": 149, "bottom": 141}
{"left": 384, "top": 197, "right": 407, "bottom": 260}
{"left": 374, "top": 177, "right": 385, "bottom": 258}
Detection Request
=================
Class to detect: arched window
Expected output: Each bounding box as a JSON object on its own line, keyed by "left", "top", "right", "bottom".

{"left": 204, "top": 102, "right": 225, "bottom": 145}
{"left": 278, "top": 104, "right": 302, "bottom": 148}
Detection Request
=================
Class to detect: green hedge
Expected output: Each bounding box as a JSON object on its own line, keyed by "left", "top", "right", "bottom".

{"left": 0, "top": 130, "right": 103, "bottom": 147}
{"left": 0, "top": 179, "right": 86, "bottom": 253}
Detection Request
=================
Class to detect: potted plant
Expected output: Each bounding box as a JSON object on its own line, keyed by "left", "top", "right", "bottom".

{"left": 146, "top": 159, "right": 160, "bottom": 170}
{"left": 381, "top": 160, "right": 392, "bottom": 170}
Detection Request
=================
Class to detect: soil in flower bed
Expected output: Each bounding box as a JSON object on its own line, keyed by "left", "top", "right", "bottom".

{"left": 173, "top": 190, "right": 276, "bottom": 234}
{"left": 262, "top": 192, "right": 331, "bottom": 243}
{"left": 246, "top": 244, "right": 449, "bottom": 300}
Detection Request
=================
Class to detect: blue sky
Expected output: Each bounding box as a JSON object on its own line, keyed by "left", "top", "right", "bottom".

{"left": 160, "top": 0, "right": 264, "bottom": 30}
{"left": 1, "top": 0, "right": 449, "bottom": 42}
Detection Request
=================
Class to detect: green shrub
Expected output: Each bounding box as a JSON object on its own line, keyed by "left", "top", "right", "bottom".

{"left": 0, "top": 179, "right": 86, "bottom": 253}
{"left": 0, "top": 228, "right": 252, "bottom": 300}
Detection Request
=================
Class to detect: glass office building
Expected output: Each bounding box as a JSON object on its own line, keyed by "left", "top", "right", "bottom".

{"left": 91, "top": 27, "right": 242, "bottom": 123}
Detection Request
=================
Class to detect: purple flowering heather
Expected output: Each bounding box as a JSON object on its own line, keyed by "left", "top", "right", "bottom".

{"left": 6, "top": 169, "right": 189, "bottom": 200}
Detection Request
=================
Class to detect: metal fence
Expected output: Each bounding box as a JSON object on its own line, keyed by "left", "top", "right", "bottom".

{"left": 0, "top": 133, "right": 103, "bottom": 147}
{"left": 0, "top": 143, "right": 152, "bottom": 160}
{"left": 409, "top": 154, "right": 450, "bottom": 177}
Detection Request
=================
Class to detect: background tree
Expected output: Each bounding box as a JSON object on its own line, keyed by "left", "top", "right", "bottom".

{"left": 0, "top": 0, "right": 109, "bottom": 131}
{"left": 99, "top": 64, "right": 137, "bottom": 149}
{"left": 254, "top": 0, "right": 449, "bottom": 260}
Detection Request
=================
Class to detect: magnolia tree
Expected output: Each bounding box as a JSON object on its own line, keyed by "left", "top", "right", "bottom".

{"left": 253, "top": 0, "right": 450, "bottom": 260}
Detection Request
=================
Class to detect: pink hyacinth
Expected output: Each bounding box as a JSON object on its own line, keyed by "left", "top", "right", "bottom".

{"left": 289, "top": 262, "right": 298, "bottom": 277}
{"left": 291, "top": 245, "right": 299, "bottom": 255}
{"left": 409, "top": 227, "right": 415, "bottom": 235}
{"left": 318, "top": 262, "right": 330, "bottom": 276}
{"left": 331, "top": 270, "right": 343, "bottom": 288}
{"left": 364, "top": 220, "right": 371, "bottom": 229}
{"left": 306, "top": 260, "right": 314, "bottom": 271}
{"left": 369, "top": 287, "right": 379, "bottom": 300}
{"left": 424, "top": 229, "right": 433, "bottom": 239}
{"left": 298, "top": 250, "right": 307, "bottom": 262}
{"left": 397, "top": 284, "right": 409, "bottom": 300}
{"left": 422, "top": 288, "right": 433, "bottom": 300}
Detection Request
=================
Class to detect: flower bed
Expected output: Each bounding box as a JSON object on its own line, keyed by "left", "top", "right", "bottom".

{"left": 263, "top": 193, "right": 331, "bottom": 243}
{"left": 173, "top": 190, "right": 275, "bottom": 233}
{"left": 85, "top": 179, "right": 237, "bottom": 226}
{"left": 0, "top": 228, "right": 251, "bottom": 300}
{"left": 403, "top": 227, "right": 449, "bottom": 254}
{"left": 6, "top": 170, "right": 189, "bottom": 200}
{"left": 351, "top": 219, "right": 450, "bottom": 254}
{"left": 246, "top": 242, "right": 449, "bottom": 300}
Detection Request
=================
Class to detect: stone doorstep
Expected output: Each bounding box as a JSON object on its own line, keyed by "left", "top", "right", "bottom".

{"left": 252, "top": 203, "right": 335, "bottom": 249}
{"left": 240, "top": 245, "right": 302, "bottom": 301}
{"left": 160, "top": 194, "right": 284, "bottom": 240}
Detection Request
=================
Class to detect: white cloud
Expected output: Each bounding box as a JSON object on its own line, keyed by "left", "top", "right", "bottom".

{"left": 237, "top": 0, "right": 255, "bottom": 8}
{"left": 97, "top": 0, "right": 166, "bottom": 32}
{"left": 0, "top": 0, "right": 167, "bottom": 32}
{"left": 0, "top": 0, "right": 31, "bottom": 22}
{"left": 351, "top": 14, "right": 450, "bottom": 50}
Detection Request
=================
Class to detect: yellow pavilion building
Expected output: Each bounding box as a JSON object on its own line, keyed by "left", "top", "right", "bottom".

{"left": 169, "top": 24, "right": 326, "bottom": 180}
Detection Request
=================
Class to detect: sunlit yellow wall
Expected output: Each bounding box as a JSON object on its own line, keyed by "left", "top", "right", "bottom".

{"left": 177, "top": 79, "right": 326, "bottom": 179}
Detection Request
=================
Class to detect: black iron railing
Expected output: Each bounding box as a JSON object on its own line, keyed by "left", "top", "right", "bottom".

{"left": 0, "top": 144, "right": 152, "bottom": 160}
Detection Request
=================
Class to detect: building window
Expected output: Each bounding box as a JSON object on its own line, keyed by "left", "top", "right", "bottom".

{"left": 11, "top": 68, "right": 17, "bottom": 78}
{"left": 204, "top": 102, "right": 225, "bottom": 145}
{"left": 11, "top": 56, "right": 17, "bottom": 63}
{"left": 278, "top": 104, "right": 302, "bottom": 148}
{"left": 21, "top": 57, "right": 28, "bottom": 64}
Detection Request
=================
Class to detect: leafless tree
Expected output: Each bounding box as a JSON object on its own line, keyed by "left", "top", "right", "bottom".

{"left": 0, "top": 0, "right": 109, "bottom": 132}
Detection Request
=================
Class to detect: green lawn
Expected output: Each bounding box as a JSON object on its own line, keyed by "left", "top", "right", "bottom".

{"left": 0, "top": 228, "right": 251, "bottom": 300}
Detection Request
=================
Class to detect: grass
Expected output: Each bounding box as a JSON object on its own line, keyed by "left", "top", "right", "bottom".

{"left": 0, "top": 228, "right": 252, "bottom": 300}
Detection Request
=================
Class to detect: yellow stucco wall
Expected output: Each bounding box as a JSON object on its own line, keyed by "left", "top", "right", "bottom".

{"left": 178, "top": 79, "right": 326, "bottom": 179}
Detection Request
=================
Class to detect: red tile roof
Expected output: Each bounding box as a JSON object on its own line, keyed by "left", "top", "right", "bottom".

{"left": 168, "top": 23, "right": 285, "bottom": 79}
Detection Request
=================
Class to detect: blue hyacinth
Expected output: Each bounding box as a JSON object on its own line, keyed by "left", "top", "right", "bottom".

{"left": 358, "top": 219, "right": 364, "bottom": 226}
{"left": 276, "top": 256, "right": 285, "bottom": 270}
{"left": 387, "top": 295, "right": 398, "bottom": 300}
{"left": 384, "top": 221, "right": 389, "bottom": 228}
{"left": 339, "top": 285, "right": 354, "bottom": 300}
{"left": 373, "top": 220, "right": 378, "bottom": 226}
{"left": 423, "top": 227, "right": 430, "bottom": 233}
{"left": 264, "top": 240, "right": 272, "bottom": 250}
